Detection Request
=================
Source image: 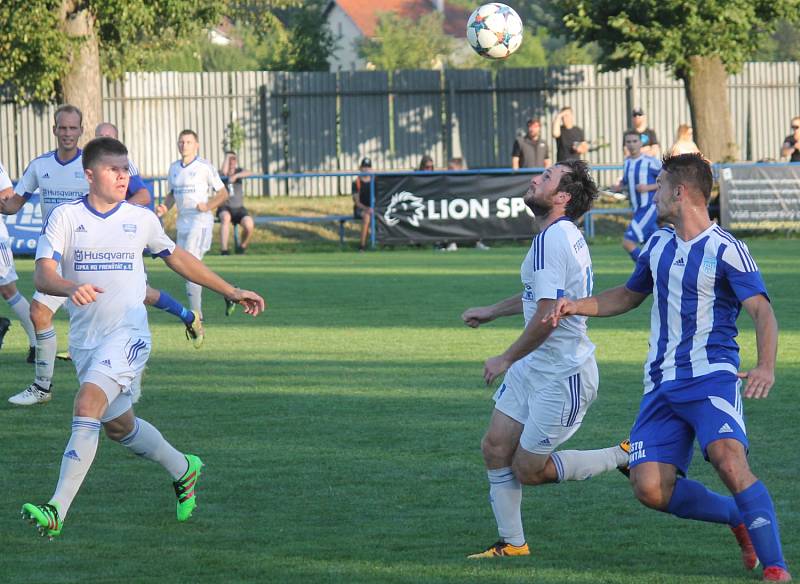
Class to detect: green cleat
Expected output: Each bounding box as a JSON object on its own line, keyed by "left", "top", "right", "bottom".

{"left": 184, "top": 311, "right": 204, "bottom": 349}
{"left": 21, "top": 502, "right": 62, "bottom": 540}
{"left": 174, "top": 454, "right": 203, "bottom": 522}
{"left": 224, "top": 298, "right": 237, "bottom": 317}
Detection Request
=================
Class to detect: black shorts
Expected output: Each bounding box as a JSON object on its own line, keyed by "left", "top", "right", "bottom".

{"left": 218, "top": 206, "right": 250, "bottom": 225}
{"left": 354, "top": 206, "right": 372, "bottom": 219}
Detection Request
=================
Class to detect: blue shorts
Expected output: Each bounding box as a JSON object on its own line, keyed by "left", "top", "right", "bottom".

{"left": 629, "top": 371, "right": 748, "bottom": 476}
{"left": 624, "top": 206, "right": 658, "bottom": 244}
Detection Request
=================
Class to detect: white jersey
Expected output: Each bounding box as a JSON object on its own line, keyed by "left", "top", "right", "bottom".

{"left": 36, "top": 196, "right": 175, "bottom": 350}
{"left": 0, "top": 161, "right": 12, "bottom": 241}
{"left": 13, "top": 150, "right": 89, "bottom": 221}
{"left": 167, "top": 157, "right": 224, "bottom": 232}
{"left": 520, "top": 217, "right": 595, "bottom": 377}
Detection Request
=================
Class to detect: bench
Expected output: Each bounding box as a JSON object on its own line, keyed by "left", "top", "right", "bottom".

{"left": 582, "top": 208, "right": 631, "bottom": 239}
{"left": 241, "top": 214, "right": 358, "bottom": 246}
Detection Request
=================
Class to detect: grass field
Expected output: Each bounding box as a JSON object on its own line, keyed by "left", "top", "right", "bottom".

{"left": 1, "top": 240, "right": 798, "bottom": 583}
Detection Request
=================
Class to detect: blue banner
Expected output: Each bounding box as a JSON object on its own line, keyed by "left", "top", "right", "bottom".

{"left": 2, "top": 192, "right": 42, "bottom": 256}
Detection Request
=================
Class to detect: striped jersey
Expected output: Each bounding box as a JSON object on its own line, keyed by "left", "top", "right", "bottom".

{"left": 622, "top": 155, "right": 661, "bottom": 213}
{"left": 13, "top": 150, "right": 89, "bottom": 221}
{"left": 36, "top": 196, "right": 175, "bottom": 350}
{"left": 520, "top": 217, "right": 595, "bottom": 377}
{"left": 0, "top": 161, "right": 12, "bottom": 241}
{"left": 625, "top": 224, "right": 768, "bottom": 393}
{"left": 126, "top": 158, "right": 148, "bottom": 200}
{"left": 167, "top": 156, "right": 224, "bottom": 231}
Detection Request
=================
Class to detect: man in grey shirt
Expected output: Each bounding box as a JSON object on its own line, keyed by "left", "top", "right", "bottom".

{"left": 512, "top": 118, "right": 551, "bottom": 169}
{"left": 218, "top": 151, "right": 255, "bottom": 255}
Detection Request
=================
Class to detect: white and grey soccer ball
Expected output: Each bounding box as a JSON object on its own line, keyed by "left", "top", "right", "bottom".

{"left": 466, "top": 3, "right": 524, "bottom": 60}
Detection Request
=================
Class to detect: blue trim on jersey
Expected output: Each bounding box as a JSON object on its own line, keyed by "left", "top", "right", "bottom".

{"left": 531, "top": 216, "right": 571, "bottom": 272}
{"left": 54, "top": 149, "right": 82, "bottom": 167}
{"left": 126, "top": 174, "right": 147, "bottom": 198}
{"left": 82, "top": 195, "right": 123, "bottom": 219}
{"left": 180, "top": 156, "right": 198, "bottom": 169}
{"left": 52, "top": 251, "right": 62, "bottom": 262}
{"left": 713, "top": 226, "right": 757, "bottom": 272}
{"left": 151, "top": 248, "right": 172, "bottom": 258}
{"left": 22, "top": 192, "right": 33, "bottom": 201}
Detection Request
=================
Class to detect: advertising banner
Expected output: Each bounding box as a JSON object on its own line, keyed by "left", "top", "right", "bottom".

{"left": 718, "top": 164, "right": 800, "bottom": 229}
{"left": 2, "top": 193, "right": 42, "bottom": 256}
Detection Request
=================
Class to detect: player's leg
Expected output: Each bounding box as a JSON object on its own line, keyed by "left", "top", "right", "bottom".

{"left": 359, "top": 208, "right": 372, "bottom": 251}
{"left": 237, "top": 211, "right": 254, "bottom": 252}
{"left": 0, "top": 278, "right": 36, "bottom": 362}
{"left": 145, "top": 284, "right": 196, "bottom": 326}
{"left": 178, "top": 225, "right": 211, "bottom": 318}
{"left": 219, "top": 209, "right": 232, "bottom": 255}
{"left": 8, "top": 294, "right": 64, "bottom": 405}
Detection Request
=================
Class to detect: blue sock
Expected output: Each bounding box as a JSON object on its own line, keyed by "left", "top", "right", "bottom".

{"left": 153, "top": 290, "right": 194, "bottom": 325}
{"left": 666, "top": 478, "right": 742, "bottom": 526}
{"left": 734, "top": 481, "right": 786, "bottom": 569}
{"left": 628, "top": 247, "right": 641, "bottom": 262}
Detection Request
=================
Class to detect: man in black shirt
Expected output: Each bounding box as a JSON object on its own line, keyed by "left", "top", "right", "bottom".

{"left": 511, "top": 118, "right": 551, "bottom": 169}
{"left": 781, "top": 117, "right": 800, "bottom": 162}
{"left": 625, "top": 108, "right": 660, "bottom": 158}
{"left": 352, "top": 157, "right": 374, "bottom": 252}
{"left": 552, "top": 107, "right": 588, "bottom": 162}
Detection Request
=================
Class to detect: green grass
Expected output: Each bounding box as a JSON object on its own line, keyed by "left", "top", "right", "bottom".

{"left": 1, "top": 241, "right": 798, "bottom": 583}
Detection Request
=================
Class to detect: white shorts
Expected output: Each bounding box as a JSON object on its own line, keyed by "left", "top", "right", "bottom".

{"left": 72, "top": 332, "right": 151, "bottom": 423}
{"left": 493, "top": 357, "right": 599, "bottom": 455}
{"left": 177, "top": 224, "right": 212, "bottom": 260}
{"left": 32, "top": 290, "right": 68, "bottom": 313}
{"left": 0, "top": 241, "right": 18, "bottom": 286}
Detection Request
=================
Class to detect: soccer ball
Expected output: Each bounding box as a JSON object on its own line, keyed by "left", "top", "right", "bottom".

{"left": 466, "top": 3, "right": 523, "bottom": 59}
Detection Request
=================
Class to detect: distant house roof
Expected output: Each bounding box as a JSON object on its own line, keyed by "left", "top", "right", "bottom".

{"left": 327, "top": 0, "right": 469, "bottom": 38}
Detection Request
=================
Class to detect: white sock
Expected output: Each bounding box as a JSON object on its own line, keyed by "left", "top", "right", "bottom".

{"left": 487, "top": 467, "right": 525, "bottom": 546}
{"left": 550, "top": 445, "right": 628, "bottom": 482}
{"left": 34, "top": 327, "right": 57, "bottom": 390}
{"left": 8, "top": 292, "right": 36, "bottom": 345}
{"left": 119, "top": 418, "right": 188, "bottom": 479}
{"left": 50, "top": 417, "right": 101, "bottom": 520}
{"left": 186, "top": 281, "right": 202, "bottom": 314}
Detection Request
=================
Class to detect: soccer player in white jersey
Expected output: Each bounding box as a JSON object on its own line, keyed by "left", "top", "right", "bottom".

{"left": 95, "top": 122, "right": 203, "bottom": 348}
{"left": 547, "top": 154, "right": 791, "bottom": 581}
{"left": 462, "top": 160, "right": 629, "bottom": 559}
{"left": 0, "top": 104, "right": 89, "bottom": 406}
{"left": 0, "top": 161, "right": 37, "bottom": 361}
{"left": 614, "top": 131, "right": 662, "bottom": 262}
{"left": 20, "top": 137, "right": 265, "bottom": 539}
{"left": 157, "top": 129, "right": 229, "bottom": 339}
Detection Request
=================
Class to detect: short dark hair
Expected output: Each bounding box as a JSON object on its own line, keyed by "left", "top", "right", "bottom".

{"left": 661, "top": 153, "right": 713, "bottom": 202}
{"left": 179, "top": 129, "right": 198, "bottom": 140}
{"left": 623, "top": 129, "right": 641, "bottom": 141}
{"left": 82, "top": 137, "right": 128, "bottom": 170}
{"left": 555, "top": 159, "right": 598, "bottom": 219}
{"left": 54, "top": 104, "right": 83, "bottom": 126}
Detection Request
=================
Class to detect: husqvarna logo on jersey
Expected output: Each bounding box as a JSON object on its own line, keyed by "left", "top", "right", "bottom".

{"left": 384, "top": 192, "right": 425, "bottom": 227}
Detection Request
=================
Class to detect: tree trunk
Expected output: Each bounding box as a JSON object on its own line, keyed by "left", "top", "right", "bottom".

{"left": 59, "top": 0, "right": 102, "bottom": 145}
{"left": 681, "top": 55, "right": 738, "bottom": 162}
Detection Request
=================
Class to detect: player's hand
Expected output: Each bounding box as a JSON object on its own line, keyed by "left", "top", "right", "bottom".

{"left": 156, "top": 204, "right": 168, "bottom": 217}
{"left": 70, "top": 283, "right": 103, "bottom": 306}
{"left": 462, "top": 306, "right": 494, "bottom": 328}
{"left": 542, "top": 298, "right": 576, "bottom": 328}
{"left": 635, "top": 184, "right": 650, "bottom": 193}
{"left": 196, "top": 202, "right": 209, "bottom": 212}
{"left": 738, "top": 366, "right": 775, "bottom": 399}
{"left": 484, "top": 355, "right": 511, "bottom": 385}
{"left": 227, "top": 288, "right": 266, "bottom": 316}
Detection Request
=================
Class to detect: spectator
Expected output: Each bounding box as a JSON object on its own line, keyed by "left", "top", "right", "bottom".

{"left": 780, "top": 116, "right": 800, "bottom": 162}
{"left": 669, "top": 124, "right": 700, "bottom": 156}
{"left": 447, "top": 157, "right": 465, "bottom": 171}
{"left": 511, "top": 118, "right": 551, "bottom": 169}
{"left": 552, "top": 107, "right": 588, "bottom": 162}
{"left": 418, "top": 155, "right": 435, "bottom": 171}
{"left": 626, "top": 108, "right": 660, "bottom": 158}
{"left": 352, "top": 157, "right": 374, "bottom": 252}
{"left": 218, "top": 151, "right": 255, "bottom": 255}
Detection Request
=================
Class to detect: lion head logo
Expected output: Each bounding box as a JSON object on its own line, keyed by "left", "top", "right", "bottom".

{"left": 383, "top": 191, "right": 425, "bottom": 227}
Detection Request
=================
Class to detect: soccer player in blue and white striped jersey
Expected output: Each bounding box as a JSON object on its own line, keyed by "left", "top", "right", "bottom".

{"left": 547, "top": 153, "right": 791, "bottom": 581}
{"left": 615, "top": 130, "right": 662, "bottom": 262}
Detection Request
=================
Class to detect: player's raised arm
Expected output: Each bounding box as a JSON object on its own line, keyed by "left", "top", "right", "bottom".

{"left": 738, "top": 294, "right": 778, "bottom": 399}
{"left": 156, "top": 191, "right": 175, "bottom": 217}
{"left": 162, "top": 247, "right": 265, "bottom": 315}
{"left": 462, "top": 293, "right": 523, "bottom": 328}
{"left": 544, "top": 285, "right": 648, "bottom": 328}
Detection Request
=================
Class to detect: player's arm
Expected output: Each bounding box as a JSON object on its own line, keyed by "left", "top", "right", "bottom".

{"left": 156, "top": 191, "right": 175, "bottom": 217}
{"left": 462, "top": 293, "right": 523, "bottom": 328}
{"left": 781, "top": 140, "right": 795, "bottom": 159}
{"left": 163, "top": 246, "right": 265, "bottom": 315}
{"left": 0, "top": 192, "right": 27, "bottom": 214}
{"left": 483, "top": 298, "right": 557, "bottom": 384}
{"left": 738, "top": 294, "right": 778, "bottom": 399}
{"left": 636, "top": 182, "right": 658, "bottom": 193}
{"left": 230, "top": 169, "right": 254, "bottom": 182}
{"left": 126, "top": 173, "right": 151, "bottom": 206}
{"left": 551, "top": 112, "right": 562, "bottom": 138}
{"left": 543, "top": 157, "right": 552, "bottom": 168}
{"left": 544, "top": 285, "right": 648, "bottom": 328}
{"left": 34, "top": 258, "right": 102, "bottom": 305}
{"left": 511, "top": 156, "right": 520, "bottom": 170}
{"left": 197, "top": 187, "right": 228, "bottom": 213}
{"left": 574, "top": 140, "right": 589, "bottom": 155}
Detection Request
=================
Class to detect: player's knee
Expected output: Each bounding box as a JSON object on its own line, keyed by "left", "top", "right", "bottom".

{"left": 143, "top": 287, "right": 160, "bottom": 306}
{"left": 481, "top": 433, "right": 513, "bottom": 465}
{"left": 631, "top": 474, "right": 670, "bottom": 510}
{"left": 30, "top": 301, "right": 53, "bottom": 329}
{"left": 0, "top": 283, "right": 16, "bottom": 300}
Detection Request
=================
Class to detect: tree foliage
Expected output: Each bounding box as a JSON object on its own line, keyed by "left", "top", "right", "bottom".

{"left": 358, "top": 12, "right": 456, "bottom": 70}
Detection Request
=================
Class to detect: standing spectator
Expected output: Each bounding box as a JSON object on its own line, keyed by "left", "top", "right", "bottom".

{"left": 352, "top": 157, "right": 374, "bottom": 252}
{"left": 218, "top": 151, "right": 255, "bottom": 255}
{"left": 669, "top": 124, "right": 700, "bottom": 156}
{"left": 780, "top": 116, "right": 800, "bottom": 162}
{"left": 552, "top": 107, "right": 588, "bottom": 163}
{"left": 626, "top": 108, "right": 660, "bottom": 158}
{"left": 512, "top": 118, "right": 551, "bottom": 169}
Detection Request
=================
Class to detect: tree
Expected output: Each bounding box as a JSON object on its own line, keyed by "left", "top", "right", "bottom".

{"left": 358, "top": 12, "right": 456, "bottom": 70}
{"left": 545, "top": 0, "right": 800, "bottom": 161}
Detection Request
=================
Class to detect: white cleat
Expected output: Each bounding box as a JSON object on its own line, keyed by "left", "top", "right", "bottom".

{"left": 8, "top": 383, "right": 52, "bottom": 406}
